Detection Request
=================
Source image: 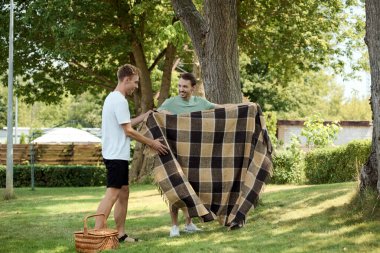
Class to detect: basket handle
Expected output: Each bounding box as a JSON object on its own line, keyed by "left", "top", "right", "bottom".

{"left": 83, "top": 213, "right": 108, "bottom": 235}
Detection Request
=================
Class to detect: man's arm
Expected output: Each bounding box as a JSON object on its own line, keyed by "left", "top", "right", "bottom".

{"left": 122, "top": 123, "right": 168, "bottom": 155}
{"left": 214, "top": 102, "right": 252, "bottom": 109}
{"left": 156, "top": 109, "right": 173, "bottom": 114}
{"left": 130, "top": 110, "right": 153, "bottom": 127}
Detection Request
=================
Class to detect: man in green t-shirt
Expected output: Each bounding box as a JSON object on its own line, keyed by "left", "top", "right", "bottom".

{"left": 158, "top": 72, "right": 222, "bottom": 237}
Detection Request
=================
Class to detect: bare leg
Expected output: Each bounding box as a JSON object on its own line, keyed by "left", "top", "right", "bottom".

{"left": 114, "top": 185, "right": 129, "bottom": 236}
{"left": 95, "top": 187, "right": 120, "bottom": 229}
{"left": 170, "top": 207, "right": 179, "bottom": 226}
{"left": 185, "top": 216, "right": 192, "bottom": 225}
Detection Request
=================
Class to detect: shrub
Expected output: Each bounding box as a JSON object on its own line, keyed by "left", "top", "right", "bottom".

{"left": 272, "top": 137, "right": 305, "bottom": 184}
{"left": 0, "top": 165, "right": 106, "bottom": 187}
{"left": 304, "top": 139, "right": 371, "bottom": 184}
{"left": 301, "top": 114, "right": 341, "bottom": 149}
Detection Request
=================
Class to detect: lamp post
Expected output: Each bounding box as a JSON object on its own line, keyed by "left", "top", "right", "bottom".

{"left": 5, "top": 0, "right": 15, "bottom": 199}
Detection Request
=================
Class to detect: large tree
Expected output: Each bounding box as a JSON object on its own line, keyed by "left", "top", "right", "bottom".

{"left": 0, "top": 0, "right": 184, "bottom": 112}
{"left": 171, "top": 0, "right": 241, "bottom": 103}
{"left": 359, "top": 0, "right": 380, "bottom": 193}
{"left": 171, "top": 0, "right": 362, "bottom": 104}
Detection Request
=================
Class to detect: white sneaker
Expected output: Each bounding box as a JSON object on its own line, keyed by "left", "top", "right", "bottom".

{"left": 184, "top": 223, "right": 202, "bottom": 233}
{"left": 169, "top": 225, "right": 180, "bottom": 237}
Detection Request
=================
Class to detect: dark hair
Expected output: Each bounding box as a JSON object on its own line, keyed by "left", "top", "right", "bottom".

{"left": 180, "top": 72, "right": 197, "bottom": 86}
{"left": 117, "top": 64, "right": 140, "bottom": 82}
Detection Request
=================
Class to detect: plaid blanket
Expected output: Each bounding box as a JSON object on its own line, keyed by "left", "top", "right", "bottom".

{"left": 141, "top": 103, "right": 273, "bottom": 226}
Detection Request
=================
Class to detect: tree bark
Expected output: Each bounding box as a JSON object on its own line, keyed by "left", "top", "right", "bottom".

{"left": 360, "top": 0, "right": 380, "bottom": 193}
{"left": 192, "top": 54, "right": 205, "bottom": 98}
{"left": 132, "top": 41, "right": 154, "bottom": 113}
{"left": 171, "top": 0, "right": 241, "bottom": 104}
{"left": 130, "top": 43, "right": 178, "bottom": 183}
{"left": 158, "top": 43, "right": 177, "bottom": 107}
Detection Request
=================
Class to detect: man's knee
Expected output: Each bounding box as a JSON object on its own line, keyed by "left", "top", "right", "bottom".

{"left": 119, "top": 185, "right": 129, "bottom": 199}
{"left": 105, "top": 187, "right": 121, "bottom": 203}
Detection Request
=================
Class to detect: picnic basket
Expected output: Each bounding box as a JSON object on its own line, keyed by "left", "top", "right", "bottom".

{"left": 74, "top": 214, "right": 119, "bottom": 253}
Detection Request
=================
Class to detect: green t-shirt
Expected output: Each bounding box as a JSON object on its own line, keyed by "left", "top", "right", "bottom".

{"left": 158, "top": 96, "right": 215, "bottom": 115}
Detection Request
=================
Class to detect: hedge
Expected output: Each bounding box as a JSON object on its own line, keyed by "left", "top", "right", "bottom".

{"left": 304, "top": 140, "right": 371, "bottom": 184}
{"left": 0, "top": 165, "right": 106, "bottom": 187}
{"left": 272, "top": 150, "right": 305, "bottom": 184}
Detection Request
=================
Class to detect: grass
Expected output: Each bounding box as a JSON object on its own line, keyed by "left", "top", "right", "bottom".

{"left": 1, "top": 182, "right": 379, "bottom": 253}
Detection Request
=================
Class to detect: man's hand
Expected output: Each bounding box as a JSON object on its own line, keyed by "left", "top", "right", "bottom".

{"left": 149, "top": 138, "right": 169, "bottom": 155}
{"left": 157, "top": 109, "right": 172, "bottom": 115}
{"left": 144, "top": 110, "right": 154, "bottom": 116}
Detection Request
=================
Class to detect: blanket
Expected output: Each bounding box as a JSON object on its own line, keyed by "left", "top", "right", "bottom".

{"left": 141, "top": 103, "right": 273, "bottom": 226}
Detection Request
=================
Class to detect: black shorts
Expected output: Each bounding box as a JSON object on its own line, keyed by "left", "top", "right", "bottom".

{"left": 103, "top": 159, "right": 129, "bottom": 188}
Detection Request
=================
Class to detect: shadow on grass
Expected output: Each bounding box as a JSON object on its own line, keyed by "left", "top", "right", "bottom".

{"left": 1, "top": 182, "right": 379, "bottom": 253}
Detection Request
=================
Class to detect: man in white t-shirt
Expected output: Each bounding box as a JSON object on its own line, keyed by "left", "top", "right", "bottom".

{"left": 95, "top": 64, "right": 168, "bottom": 243}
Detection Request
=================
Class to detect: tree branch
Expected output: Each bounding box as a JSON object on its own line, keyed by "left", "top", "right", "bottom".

{"left": 148, "top": 47, "right": 167, "bottom": 72}
{"left": 171, "top": 0, "right": 207, "bottom": 57}
{"left": 69, "top": 60, "right": 115, "bottom": 88}
{"left": 69, "top": 77, "right": 114, "bottom": 91}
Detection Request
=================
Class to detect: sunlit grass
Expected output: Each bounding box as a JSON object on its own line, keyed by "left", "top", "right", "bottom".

{"left": 1, "top": 182, "right": 379, "bottom": 253}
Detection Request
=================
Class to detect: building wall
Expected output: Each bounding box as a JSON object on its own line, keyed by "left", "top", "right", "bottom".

{"left": 277, "top": 120, "right": 372, "bottom": 147}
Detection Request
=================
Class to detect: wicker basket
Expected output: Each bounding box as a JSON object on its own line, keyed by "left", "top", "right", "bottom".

{"left": 74, "top": 214, "right": 119, "bottom": 253}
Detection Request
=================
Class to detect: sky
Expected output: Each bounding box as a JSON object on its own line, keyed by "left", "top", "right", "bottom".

{"left": 337, "top": 3, "right": 371, "bottom": 99}
{"left": 337, "top": 70, "right": 371, "bottom": 98}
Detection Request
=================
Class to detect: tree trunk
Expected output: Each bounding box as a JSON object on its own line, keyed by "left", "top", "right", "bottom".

{"left": 360, "top": 0, "right": 380, "bottom": 193}
{"left": 130, "top": 43, "right": 177, "bottom": 183}
{"left": 158, "top": 43, "right": 177, "bottom": 107}
{"left": 171, "top": 0, "right": 241, "bottom": 104}
{"left": 192, "top": 54, "right": 205, "bottom": 98}
{"left": 132, "top": 41, "right": 154, "bottom": 113}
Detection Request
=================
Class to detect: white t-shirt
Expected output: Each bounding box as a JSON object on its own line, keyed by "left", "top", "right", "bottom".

{"left": 101, "top": 91, "right": 131, "bottom": 160}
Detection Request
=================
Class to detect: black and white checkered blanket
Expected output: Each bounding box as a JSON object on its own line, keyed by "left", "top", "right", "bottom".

{"left": 141, "top": 103, "right": 273, "bottom": 226}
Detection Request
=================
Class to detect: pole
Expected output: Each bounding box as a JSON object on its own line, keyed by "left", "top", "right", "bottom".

{"left": 15, "top": 96, "right": 18, "bottom": 144}
{"left": 5, "top": 0, "right": 15, "bottom": 199}
{"left": 30, "top": 134, "right": 35, "bottom": 191}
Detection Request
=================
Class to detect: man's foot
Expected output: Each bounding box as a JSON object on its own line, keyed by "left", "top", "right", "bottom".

{"left": 184, "top": 223, "right": 201, "bottom": 233}
{"left": 118, "top": 234, "right": 139, "bottom": 243}
{"left": 169, "top": 225, "right": 180, "bottom": 237}
{"left": 228, "top": 219, "right": 245, "bottom": 231}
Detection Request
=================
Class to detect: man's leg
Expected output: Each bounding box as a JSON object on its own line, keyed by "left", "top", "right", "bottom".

{"left": 170, "top": 207, "right": 179, "bottom": 226}
{"left": 114, "top": 185, "right": 129, "bottom": 236}
{"left": 183, "top": 212, "right": 201, "bottom": 232}
{"left": 169, "top": 207, "right": 180, "bottom": 237}
{"left": 95, "top": 187, "right": 120, "bottom": 229}
{"left": 185, "top": 216, "right": 192, "bottom": 225}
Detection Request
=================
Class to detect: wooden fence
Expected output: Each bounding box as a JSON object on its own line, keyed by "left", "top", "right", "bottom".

{"left": 0, "top": 144, "right": 103, "bottom": 165}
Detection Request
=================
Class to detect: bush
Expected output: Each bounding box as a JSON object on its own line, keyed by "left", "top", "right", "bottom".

{"left": 0, "top": 165, "right": 106, "bottom": 187}
{"left": 272, "top": 137, "right": 305, "bottom": 184}
{"left": 305, "top": 140, "right": 371, "bottom": 184}
{"left": 301, "top": 114, "right": 341, "bottom": 148}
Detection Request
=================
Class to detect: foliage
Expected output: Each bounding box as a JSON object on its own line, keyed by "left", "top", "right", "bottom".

{"left": 0, "top": 94, "right": 6, "bottom": 128}
{"left": 301, "top": 114, "right": 341, "bottom": 148}
{"left": 304, "top": 139, "right": 371, "bottom": 184}
{"left": 272, "top": 136, "right": 305, "bottom": 184}
{"left": 338, "top": 91, "right": 371, "bottom": 120}
{"left": 263, "top": 111, "right": 280, "bottom": 149}
{"left": 0, "top": 0, "right": 184, "bottom": 104}
{"left": 275, "top": 81, "right": 371, "bottom": 121}
{"left": 0, "top": 0, "right": 365, "bottom": 106}
{"left": 0, "top": 85, "right": 104, "bottom": 128}
{"left": 19, "top": 133, "right": 27, "bottom": 144}
{"left": 0, "top": 165, "right": 106, "bottom": 187}
{"left": 241, "top": 60, "right": 344, "bottom": 114}
{"left": 28, "top": 129, "right": 43, "bottom": 143}
{"left": 238, "top": 0, "right": 366, "bottom": 82}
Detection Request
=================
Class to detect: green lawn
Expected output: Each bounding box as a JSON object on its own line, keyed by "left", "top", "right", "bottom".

{"left": 1, "top": 182, "right": 379, "bottom": 253}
